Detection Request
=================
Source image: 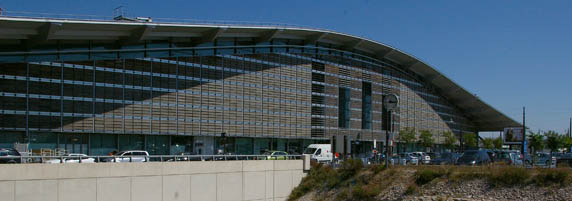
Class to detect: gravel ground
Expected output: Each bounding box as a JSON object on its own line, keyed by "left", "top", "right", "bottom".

{"left": 293, "top": 167, "right": 572, "bottom": 201}
{"left": 297, "top": 177, "right": 572, "bottom": 201}
{"left": 401, "top": 179, "right": 572, "bottom": 201}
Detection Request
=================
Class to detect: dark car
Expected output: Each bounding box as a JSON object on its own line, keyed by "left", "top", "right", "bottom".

{"left": 0, "top": 148, "right": 21, "bottom": 164}
{"left": 456, "top": 150, "right": 491, "bottom": 166}
{"left": 556, "top": 152, "right": 572, "bottom": 167}
{"left": 494, "top": 151, "right": 521, "bottom": 165}
{"left": 521, "top": 152, "right": 533, "bottom": 165}
{"left": 430, "top": 152, "right": 459, "bottom": 165}
{"left": 426, "top": 152, "right": 439, "bottom": 161}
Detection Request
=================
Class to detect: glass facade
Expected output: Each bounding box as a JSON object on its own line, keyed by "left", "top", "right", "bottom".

{"left": 0, "top": 38, "right": 477, "bottom": 155}
{"left": 338, "top": 87, "right": 351, "bottom": 128}
{"left": 362, "top": 82, "right": 372, "bottom": 130}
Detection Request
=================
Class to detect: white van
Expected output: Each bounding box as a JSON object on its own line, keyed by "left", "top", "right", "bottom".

{"left": 303, "top": 144, "right": 333, "bottom": 162}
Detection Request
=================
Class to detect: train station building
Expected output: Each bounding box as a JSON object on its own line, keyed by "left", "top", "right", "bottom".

{"left": 0, "top": 16, "right": 520, "bottom": 156}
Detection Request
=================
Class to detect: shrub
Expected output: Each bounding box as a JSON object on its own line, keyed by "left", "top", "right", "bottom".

{"left": 334, "top": 189, "right": 349, "bottom": 201}
{"left": 404, "top": 184, "right": 418, "bottom": 195}
{"left": 288, "top": 163, "right": 339, "bottom": 201}
{"left": 532, "top": 169, "right": 570, "bottom": 186}
{"left": 351, "top": 183, "right": 382, "bottom": 201}
{"left": 369, "top": 164, "right": 387, "bottom": 174}
{"left": 489, "top": 167, "right": 530, "bottom": 186}
{"left": 339, "top": 159, "right": 364, "bottom": 181}
{"left": 415, "top": 169, "right": 444, "bottom": 185}
{"left": 448, "top": 166, "right": 489, "bottom": 182}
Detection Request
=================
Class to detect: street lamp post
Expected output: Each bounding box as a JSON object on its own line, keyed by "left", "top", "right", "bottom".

{"left": 522, "top": 107, "right": 526, "bottom": 154}
{"left": 383, "top": 94, "right": 399, "bottom": 166}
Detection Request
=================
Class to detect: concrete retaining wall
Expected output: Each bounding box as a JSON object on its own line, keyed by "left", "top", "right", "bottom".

{"left": 0, "top": 160, "right": 304, "bottom": 201}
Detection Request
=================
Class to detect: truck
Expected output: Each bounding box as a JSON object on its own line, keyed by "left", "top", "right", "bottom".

{"left": 303, "top": 144, "right": 333, "bottom": 162}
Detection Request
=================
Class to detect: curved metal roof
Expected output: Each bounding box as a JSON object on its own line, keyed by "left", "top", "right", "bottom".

{"left": 0, "top": 16, "right": 521, "bottom": 131}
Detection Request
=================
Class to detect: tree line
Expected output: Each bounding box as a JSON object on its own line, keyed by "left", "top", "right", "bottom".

{"left": 396, "top": 127, "right": 572, "bottom": 154}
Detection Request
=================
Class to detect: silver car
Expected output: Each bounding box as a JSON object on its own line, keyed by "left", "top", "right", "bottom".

{"left": 390, "top": 153, "right": 418, "bottom": 165}
{"left": 534, "top": 153, "right": 555, "bottom": 166}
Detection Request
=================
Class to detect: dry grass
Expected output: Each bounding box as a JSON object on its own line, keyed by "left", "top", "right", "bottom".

{"left": 289, "top": 164, "right": 572, "bottom": 201}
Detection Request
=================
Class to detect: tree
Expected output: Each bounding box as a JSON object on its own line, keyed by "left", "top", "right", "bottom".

{"left": 442, "top": 131, "right": 457, "bottom": 151}
{"left": 493, "top": 137, "right": 503, "bottom": 149}
{"left": 527, "top": 131, "right": 544, "bottom": 160}
{"left": 562, "top": 137, "right": 572, "bottom": 153}
{"left": 463, "top": 133, "right": 477, "bottom": 149}
{"left": 418, "top": 130, "right": 434, "bottom": 152}
{"left": 398, "top": 127, "right": 417, "bottom": 152}
{"left": 544, "top": 130, "right": 563, "bottom": 153}
{"left": 481, "top": 138, "right": 494, "bottom": 149}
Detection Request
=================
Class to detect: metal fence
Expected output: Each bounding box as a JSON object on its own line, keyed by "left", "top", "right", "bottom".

{"left": 0, "top": 154, "right": 302, "bottom": 164}
{"left": 327, "top": 155, "right": 560, "bottom": 169}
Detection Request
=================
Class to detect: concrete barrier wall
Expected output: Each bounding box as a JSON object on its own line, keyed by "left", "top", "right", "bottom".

{"left": 0, "top": 160, "right": 305, "bottom": 201}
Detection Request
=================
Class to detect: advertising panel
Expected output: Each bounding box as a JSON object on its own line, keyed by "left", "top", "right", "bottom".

{"left": 504, "top": 127, "right": 524, "bottom": 144}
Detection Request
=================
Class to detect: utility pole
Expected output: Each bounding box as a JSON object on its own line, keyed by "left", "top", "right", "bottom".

{"left": 522, "top": 107, "right": 526, "bottom": 154}
{"left": 569, "top": 117, "right": 571, "bottom": 138}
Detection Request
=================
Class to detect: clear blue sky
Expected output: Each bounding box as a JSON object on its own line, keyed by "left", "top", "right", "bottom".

{"left": 1, "top": 0, "right": 571, "bottom": 134}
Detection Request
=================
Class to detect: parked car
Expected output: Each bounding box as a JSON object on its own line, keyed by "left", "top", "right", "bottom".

{"left": 103, "top": 150, "right": 149, "bottom": 163}
{"left": 165, "top": 152, "right": 203, "bottom": 162}
{"left": 429, "top": 152, "right": 459, "bottom": 165}
{"left": 556, "top": 152, "right": 572, "bottom": 167}
{"left": 494, "top": 151, "right": 522, "bottom": 165}
{"left": 0, "top": 148, "right": 21, "bottom": 164}
{"left": 44, "top": 154, "right": 95, "bottom": 164}
{"left": 390, "top": 153, "right": 418, "bottom": 165}
{"left": 426, "top": 152, "right": 439, "bottom": 162}
{"left": 551, "top": 152, "right": 565, "bottom": 160}
{"left": 534, "top": 152, "right": 554, "bottom": 166}
{"left": 263, "top": 151, "right": 289, "bottom": 160}
{"left": 456, "top": 150, "right": 491, "bottom": 166}
{"left": 389, "top": 154, "right": 406, "bottom": 165}
{"left": 410, "top": 152, "right": 431, "bottom": 164}
{"left": 521, "top": 152, "right": 533, "bottom": 165}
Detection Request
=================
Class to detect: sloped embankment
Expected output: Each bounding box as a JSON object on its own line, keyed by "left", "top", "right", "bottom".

{"left": 289, "top": 160, "right": 572, "bottom": 201}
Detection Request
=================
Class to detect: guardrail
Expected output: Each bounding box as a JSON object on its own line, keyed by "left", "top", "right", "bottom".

{"left": 0, "top": 154, "right": 302, "bottom": 164}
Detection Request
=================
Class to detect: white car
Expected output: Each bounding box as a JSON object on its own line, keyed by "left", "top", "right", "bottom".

{"left": 411, "top": 152, "right": 431, "bottom": 164}
{"left": 110, "top": 150, "right": 149, "bottom": 163}
{"left": 44, "top": 154, "right": 95, "bottom": 164}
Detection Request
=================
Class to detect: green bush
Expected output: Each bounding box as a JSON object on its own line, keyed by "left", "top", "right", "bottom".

{"left": 351, "top": 183, "right": 381, "bottom": 201}
{"left": 448, "top": 168, "right": 488, "bottom": 182}
{"left": 404, "top": 184, "right": 418, "bottom": 195}
{"left": 415, "top": 169, "right": 444, "bottom": 185}
{"left": 532, "top": 169, "right": 570, "bottom": 186}
{"left": 334, "top": 190, "right": 349, "bottom": 201}
{"left": 288, "top": 163, "right": 340, "bottom": 201}
{"left": 489, "top": 167, "right": 530, "bottom": 186}
{"left": 369, "top": 164, "right": 387, "bottom": 174}
{"left": 339, "top": 159, "right": 364, "bottom": 181}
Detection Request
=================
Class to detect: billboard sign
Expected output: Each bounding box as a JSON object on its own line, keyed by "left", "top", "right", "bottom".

{"left": 504, "top": 127, "right": 524, "bottom": 144}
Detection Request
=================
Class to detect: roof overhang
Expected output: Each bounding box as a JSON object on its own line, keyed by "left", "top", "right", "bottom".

{"left": 0, "top": 16, "right": 521, "bottom": 131}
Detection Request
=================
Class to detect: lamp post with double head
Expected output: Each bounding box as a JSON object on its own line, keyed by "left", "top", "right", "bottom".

{"left": 383, "top": 94, "right": 399, "bottom": 166}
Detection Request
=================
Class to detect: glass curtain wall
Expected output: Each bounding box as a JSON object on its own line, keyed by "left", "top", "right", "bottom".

{"left": 338, "top": 88, "right": 351, "bottom": 128}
